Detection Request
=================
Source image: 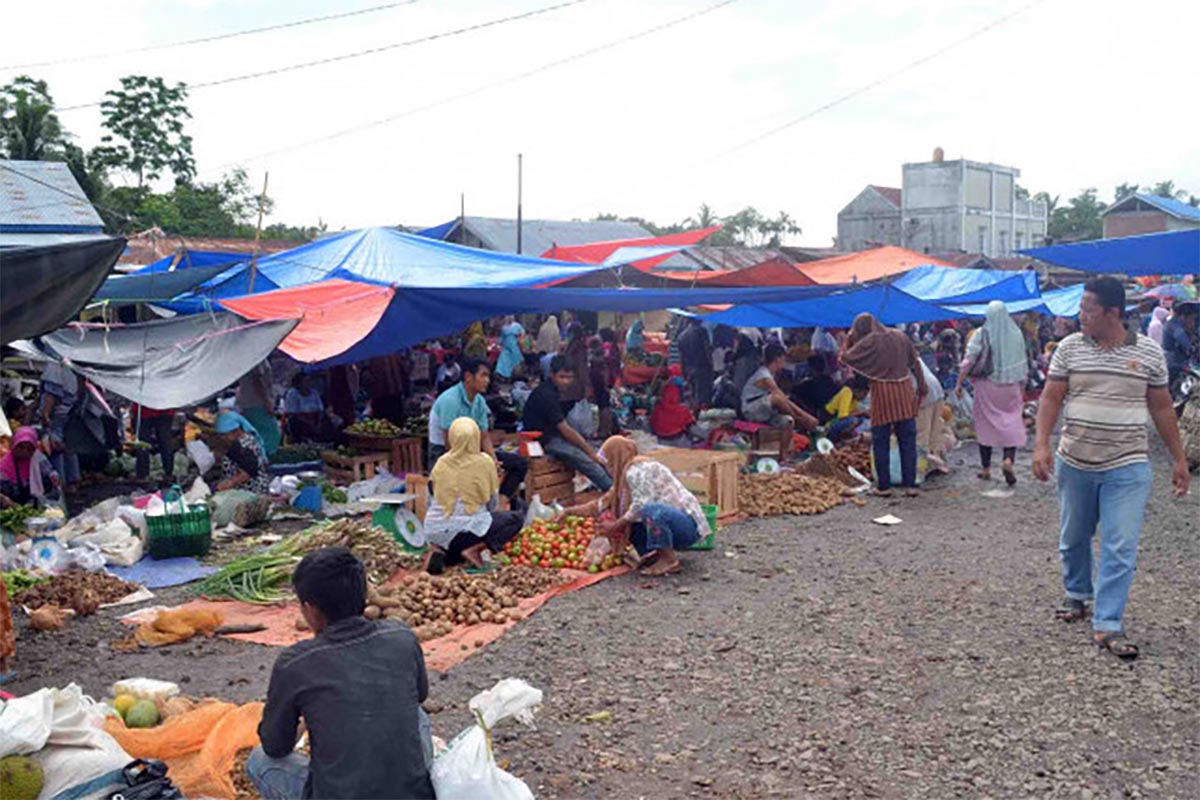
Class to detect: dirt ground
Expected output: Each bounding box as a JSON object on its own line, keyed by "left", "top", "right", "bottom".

{"left": 8, "top": 444, "right": 1198, "bottom": 799}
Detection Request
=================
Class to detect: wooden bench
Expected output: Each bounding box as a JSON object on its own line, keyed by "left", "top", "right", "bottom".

{"left": 322, "top": 450, "right": 391, "bottom": 484}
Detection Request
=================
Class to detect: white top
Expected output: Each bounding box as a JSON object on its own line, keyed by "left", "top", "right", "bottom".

{"left": 422, "top": 494, "right": 495, "bottom": 548}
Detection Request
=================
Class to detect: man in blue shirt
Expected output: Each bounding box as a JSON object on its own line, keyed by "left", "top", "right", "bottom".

{"left": 428, "top": 359, "right": 527, "bottom": 506}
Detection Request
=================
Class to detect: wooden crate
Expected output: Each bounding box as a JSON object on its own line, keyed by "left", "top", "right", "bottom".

{"left": 389, "top": 437, "right": 424, "bottom": 477}
{"left": 647, "top": 447, "right": 744, "bottom": 521}
{"left": 525, "top": 456, "right": 575, "bottom": 506}
{"left": 322, "top": 450, "right": 390, "bottom": 484}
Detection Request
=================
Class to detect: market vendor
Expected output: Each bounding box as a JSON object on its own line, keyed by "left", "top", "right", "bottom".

{"left": 741, "top": 344, "right": 819, "bottom": 431}
{"left": 429, "top": 359, "right": 527, "bottom": 507}
{"left": 522, "top": 356, "right": 613, "bottom": 491}
{"left": 0, "top": 427, "right": 60, "bottom": 508}
{"left": 250, "top": 547, "right": 435, "bottom": 799}
{"left": 424, "top": 418, "right": 524, "bottom": 572}
{"left": 214, "top": 412, "right": 271, "bottom": 493}
{"left": 496, "top": 316, "right": 526, "bottom": 380}
{"left": 558, "top": 436, "right": 710, "bottom": 576}
{"left": 650, "top": 377, "right": 697, "bottom": 442}
{"left": 283, "top": 372, "right": 330, "bottom": 443}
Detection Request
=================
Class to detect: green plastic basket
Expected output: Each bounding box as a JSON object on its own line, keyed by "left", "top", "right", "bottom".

{"left": 146, "top": 485, "right": 212, "bottom": 559}
{"left": 688, "top": 504, "right": 719, "bottom": 550}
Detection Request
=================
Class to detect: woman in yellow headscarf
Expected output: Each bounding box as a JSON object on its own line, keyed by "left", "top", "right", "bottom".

{"left": 462, "top": 322, "right": 488, "bottom": 362}
{"left": 559, "top": 436, "right": 710, "bottom": 576}
{"left": 423, "top": 417, "right": 522, "bottom": 572}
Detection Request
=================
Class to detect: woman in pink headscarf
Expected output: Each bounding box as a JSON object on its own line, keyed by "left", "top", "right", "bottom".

{"left": 0, "top": 427, "right": 59, "bottom": 508}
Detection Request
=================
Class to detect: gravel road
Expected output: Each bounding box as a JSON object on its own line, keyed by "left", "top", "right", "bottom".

{"left": 8, "top": 445, "right": 1198, "bottom": 799}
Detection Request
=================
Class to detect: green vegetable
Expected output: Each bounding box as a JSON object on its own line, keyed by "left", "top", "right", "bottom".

{"left": 0, "top": 504, "right": 40, "bottom": 534}
{"left": 195, "top": 553, "right": 299, "bottom": 604}
{"left": 321, "top": 484, "right": 349, "bottom": 504}
{"left": 2, "top": 570, "right": 47, "bottom": 597}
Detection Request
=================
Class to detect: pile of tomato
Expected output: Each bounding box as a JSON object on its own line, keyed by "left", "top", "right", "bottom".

{"left": 497, "top": 515, "right": 621, "bottom": 573}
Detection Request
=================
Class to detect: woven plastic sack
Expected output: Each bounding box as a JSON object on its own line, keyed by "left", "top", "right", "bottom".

{"left": 104, "top": 700, "right": 263, "bottom": 800}
{"left": 208, "top": 490, "right": 260, "bottom": 528}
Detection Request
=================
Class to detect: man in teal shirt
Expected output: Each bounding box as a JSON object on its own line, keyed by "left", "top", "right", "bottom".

{"left": 428, "top": 359, "right": 527, "bottom": 507}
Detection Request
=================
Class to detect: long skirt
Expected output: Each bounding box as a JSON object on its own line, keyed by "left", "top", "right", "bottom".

{"left": 972, "top": 379, "right": 1026, "bottom": 448}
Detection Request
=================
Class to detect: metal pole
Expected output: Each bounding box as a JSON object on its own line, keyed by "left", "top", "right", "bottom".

{"left": 248, "top": 171, "right": 270, "bottom": 293}
{"left": 516, "top": 153, "right": 523, "bottom": 254}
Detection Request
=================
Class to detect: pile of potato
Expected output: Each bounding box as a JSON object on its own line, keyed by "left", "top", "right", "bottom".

{"left": 364, "top": 567, "right": 568, "bottom": 642}
{"left": 739, "top": 472, "right": 845, "bottom": 517}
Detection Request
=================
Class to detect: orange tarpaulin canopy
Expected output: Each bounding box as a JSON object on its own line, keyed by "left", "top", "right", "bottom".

{"left": 799, "top": 246, "right": 952, "bottom": 285}
{"left": 541, "top": 226, "right": 720, "bottom": 271}
{"left": 220, "top": 278, "right": 394, "bottom": 363}
{"left": 685, "top": 256, "right": 816, "bottom": 287}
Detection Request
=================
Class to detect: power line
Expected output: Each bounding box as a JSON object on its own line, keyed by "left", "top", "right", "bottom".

{"left": 712, "top": 0, "right": 1049, "bottom": 158}
{"left": 0, "top": 1, "right": 422, "bottom": 71}
{"left": 208, "top": 0, "right": 739, "bottom": 171}
{"left": 58, "top": 0, "right": 590, "bottom": 112}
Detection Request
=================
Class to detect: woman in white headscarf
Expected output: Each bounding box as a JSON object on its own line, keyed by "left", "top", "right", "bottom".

{"left": 1147, "top": 306, "right": 1168, "bottom": 345}
{"left": 955, "top": 301, "right": 1029, "bottom": 485}
{"left": 537, "top": 315, "right": 561, "bottom": 355}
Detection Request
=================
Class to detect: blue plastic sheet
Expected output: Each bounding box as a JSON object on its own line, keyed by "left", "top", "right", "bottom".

{"left": 892, "top": 264, "right": 1040, "bottom": 304}
{"left": 696, "top": 285, "right": 966, "bottom": 330}
{"left": 1019, "top": 229, "right": 1200, "bottom": 276}
{"left": 94, "top": 262, "right": 233, "bottom": 302}
{"left": 108, "top": 556, "right": 217, "bottom": 589}
{"left": 945, "top": 284, "right": 1084, "bottom": 318}
{"left": 166, "top": 227, "right": 612, "bottom": 312}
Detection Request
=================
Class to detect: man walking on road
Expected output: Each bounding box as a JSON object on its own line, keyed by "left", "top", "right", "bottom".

{"left": 1033, "top": 276, "right": 1190, "bottom": 660}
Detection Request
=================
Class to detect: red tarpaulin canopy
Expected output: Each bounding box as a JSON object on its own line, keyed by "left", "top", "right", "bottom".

{"left": 220, "top": 279, "right": 394, "bottom": 363}
{"left": 680, "top": 256, "right": 816, "bottom": 287}
{"left": 799, "top": 246, "right": 952, "bottom": 285}
{"left": 541, "top": 226, "right": 720, "bottom": 271}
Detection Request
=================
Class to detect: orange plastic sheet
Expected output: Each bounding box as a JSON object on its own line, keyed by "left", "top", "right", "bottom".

{"left": 104, "top": 701, "right": 263, "bottom": 800}
{"left": 123, "top": 567, "right": 628, "bottom": 669}
{"left": 799, "top": 246, "right": 952, "bottom": 285}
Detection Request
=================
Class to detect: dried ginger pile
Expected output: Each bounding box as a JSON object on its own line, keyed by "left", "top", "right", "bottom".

{"left": 739, "top": 472, "right": 845, "bottom": 517}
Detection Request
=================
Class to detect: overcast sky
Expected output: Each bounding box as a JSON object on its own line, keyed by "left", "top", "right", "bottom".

{"left": 7, "top": 0, "right": 1199, "bottom": 246}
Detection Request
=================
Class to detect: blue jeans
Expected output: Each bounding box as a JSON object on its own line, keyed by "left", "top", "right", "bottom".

{"left": 542, "top": 436, "right": 613, "bottom": 491}
{"left": 630, "top": 503, "right": 700, "bottom": 555}
{"left": 1056, "top": 458, "right": 1153, "bottom": 633}
{"left": 871, "top": 418, "right": 917, "bottom": 490}
{"left": 247, "top": 709, "right": 434, "bottom": 799}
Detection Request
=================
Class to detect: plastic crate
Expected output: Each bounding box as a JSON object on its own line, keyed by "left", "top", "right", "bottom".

{"left": 146, "top": 486, "right": 213, "bottom": 559}
{"left": 688, "top": 504, "right": 719, "bottom": 551}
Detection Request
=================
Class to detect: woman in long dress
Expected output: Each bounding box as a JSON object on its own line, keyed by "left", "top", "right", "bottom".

{"left": 955, "top": 301, "right": 1029, "bottom": 485}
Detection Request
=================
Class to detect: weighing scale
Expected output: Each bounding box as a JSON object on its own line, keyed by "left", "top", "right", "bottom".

{"left": 359, "top": 494, "right": 425, "bottom": 551}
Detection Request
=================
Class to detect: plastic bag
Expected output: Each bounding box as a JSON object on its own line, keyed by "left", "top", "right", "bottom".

{"left": 109, "top": 678, "right": 180, "bottom": 703}
{"left": 582, "top": 535, "right": 611, "bottom": 568}
{"left": 63, "top": 542, "right": 110, "bottom": 572}
{"left": 186, "top": 439, "right": 216, "bottom": 474}
{"left": 345, "top": 468, "right": 404, "bottom": 502}
{"left": 0, "top": 688, "right": 55, "bottom": 756}
{"left": 208, "top": 490, "right": 260, "bottom": 528}
{"left": 184, "top": 476, "right": 212, "bottom": 505}
{"left": 522, "top": 495, "right": 561, "bottom": 529}
{"left": 431, "top": 679, "right": 543, "bottom": 800}
{"left": 566, "top": 400, "right": 597, "bottom": 438}
{"left": 118, "top": 505, "right": 148, "bottom": 538}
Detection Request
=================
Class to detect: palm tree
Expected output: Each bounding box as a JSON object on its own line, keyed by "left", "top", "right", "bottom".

{"left": 688, "top": 202, "right": 719, "bottom": 229}
{"left": 0, "top": 76, "right": 65, "bottom": 160}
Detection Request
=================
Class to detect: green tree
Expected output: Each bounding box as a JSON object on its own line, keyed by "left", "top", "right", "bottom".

{"left": 93, "top": 75, "right": 195, "bottom": 187}
{"left": 0, "top": 75, "right": 66, "bottom": 160}
{"left": 1047, "top": 188, "right": 1106, "bottom": 242}
{"left": 1114, "top": 182, "right": 1139, "bottom": 202}
{"left": 1149, "top": 180, "right": 1184, "bottom": 200}
{"left": 687, "top": 202, "right": 720, "bottom": 229}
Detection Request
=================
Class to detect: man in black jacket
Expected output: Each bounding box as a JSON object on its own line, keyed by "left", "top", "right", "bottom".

{"left": 248, "top": 547, "right": 435, "bottom": 799}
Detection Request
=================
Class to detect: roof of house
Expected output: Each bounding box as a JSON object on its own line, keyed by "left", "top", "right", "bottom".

{"left": 461, "top": 216, "right": 653, "bottom": 255}
{"left": 0, "top": 159, "right": 104, "bottom": 233}
{"left": 118, "top": 229, "right": 302, "bottom": 267}
{"left": 655, "top": 245, "right": 790, "bottom": 272}
{"left": 1102, "top": 192, "right": 1200, "bottom": 222}
{"left": 870, "top": 185, "right": 902, "bottom": 208}
{"left": 934, "top": 253, "right": 1038, "bottom": 271}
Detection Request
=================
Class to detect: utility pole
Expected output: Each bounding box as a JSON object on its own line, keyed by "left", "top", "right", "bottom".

{"left": 248, "top": 171, "right": 269, "bottom": 293}
{"left": 516, "top": 153, "right": 523, "bottom": 254}
{"left": 459, "top": 192, "right": 466, "bottom": 244}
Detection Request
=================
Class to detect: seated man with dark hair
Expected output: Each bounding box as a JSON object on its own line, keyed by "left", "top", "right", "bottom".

{"left": 792, "top": 354, "right": 840, "bottom": 417}
{"left": 248, "top": 547, "right": 435, "bottom": 800}
{"left": 522, "top": 355, "right": 613, "bottom": 491}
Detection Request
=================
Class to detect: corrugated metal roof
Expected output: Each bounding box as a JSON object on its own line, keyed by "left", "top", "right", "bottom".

{"left": 118, "top": 231, "right": 300, "bottom": 267}
{"left": 463, "top": 216, "right": 652, "bottom": 255}
{"left": 1102, "top": 192, "right": 1200, "bottom": 222}
{"left": 654, "top": 246, "right": 789, "bottom": 272}
{"left": 0, "top": 159, "right": 103, "bottom": 232}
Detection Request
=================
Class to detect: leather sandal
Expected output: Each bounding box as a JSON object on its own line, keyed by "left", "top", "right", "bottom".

{"left": 1055, "top": 598, "right": 1089, "bottom": 623}
{"left": 1095, "top": 632, "right": 1139, "bottom": 661}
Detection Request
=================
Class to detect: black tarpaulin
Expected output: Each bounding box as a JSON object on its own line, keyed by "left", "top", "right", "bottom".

{"left": 93, "top": 262, "right": 236, "bottom": 303}
{"left": 11, "top": 312, "right": 298, "bottom": 408}
{"left": 0, "top": 237, "right": 126, "bottom": 345}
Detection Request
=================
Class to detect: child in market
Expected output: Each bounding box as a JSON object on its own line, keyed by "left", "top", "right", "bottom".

{"left": 824, "top": 375, "right": 871, "bottom": 442}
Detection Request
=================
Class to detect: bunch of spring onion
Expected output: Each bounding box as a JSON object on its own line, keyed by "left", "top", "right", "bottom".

{"left": 195, "top": 553, "right": 299, "bottom": 604}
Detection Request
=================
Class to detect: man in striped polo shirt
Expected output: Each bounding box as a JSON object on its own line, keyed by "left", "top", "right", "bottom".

{"left": 1033, "top": 276, "right": 1190, "bottom": 660}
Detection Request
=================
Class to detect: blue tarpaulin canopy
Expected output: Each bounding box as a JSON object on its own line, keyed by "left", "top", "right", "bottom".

{"left": 1019, "top": 229, "right": 1200, "bottom": 276}
{"left": 94, "top": 262, "right": 235, "bottom": 303}
{"left": 134, "top": 249, "right": 251, "bottom": 274}
{"left": 945, "top": 284, "right": 1084, "bottom": 318}
{"left": 693, "top": 284, "right": 967, "bottom": 330}
{"left": 309, "top": 284, "right": 840, "bottom": 367}
{"left": 168, "top": 227, "right": 619, "bottom": 311}
{"left": 892, "top": 264, "right": 1040, "bottom": 304}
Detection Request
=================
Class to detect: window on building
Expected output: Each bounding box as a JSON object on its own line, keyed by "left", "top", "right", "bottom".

{"left": 1015, "top": 232, "right": 1023, "bottom": 252}
{"left": 977, "top": 226, "right": 989, "bottom": 255}
{"left": 999, "top": 231, "right": 1008, "bottom": 256}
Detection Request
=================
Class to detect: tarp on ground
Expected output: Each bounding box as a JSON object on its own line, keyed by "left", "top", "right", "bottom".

{"left": 220, "top": 279, "right": 395, "bottom": 363}
{"left": 892, "top": 263, "right": 1040, "bottom": 304}
{"left": 10, "top": 313, "right": 298, "bottom": 407}
{"left": 1019, "top": 229, "right": 1200, "bottom": 276}
{"left": 166, "top": 226, "right": 614, "bottom": 312}
{"left": 0, "top": 237, "right": 125, "bottom": 345}
{"left": 226, "top": 282, "right": 837, "bottom": 367}
{"left": 93, "top": 262, "right": 235, "bottom": 303}
{"left": 542, "top": 226, "right": 720, "bottom": 271}
{"left": 799, "top": 246, "right": 953, "bottom": 285}
{"left": 945, "top": 283, "right": 1084, "bottom": 318}
{"left": 697, "top": 284, "right": 967, "bottom": 329}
